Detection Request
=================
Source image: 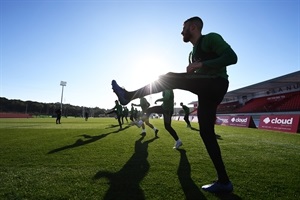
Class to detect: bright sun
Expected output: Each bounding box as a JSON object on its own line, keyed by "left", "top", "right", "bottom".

{"left": 132, "top": 53, "right": 168, "bottom": 86}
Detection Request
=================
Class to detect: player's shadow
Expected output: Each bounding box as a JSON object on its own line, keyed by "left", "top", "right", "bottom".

{"left": 47, "top": 125, "right": 130, "bottom": 154}
{"left": 190, "top": 127, "right": 222, "bottom": 140}
{"left": 177, "top": 149, "right": 242, "bottom": 200}
{"left": 176, "top": 149, "right": 207, "bottom": 200}
{"left": 215, "top": 134, "right": 223, "bottom": 140}
{"left": 105, "top": 124, "right": 121, "bottom": 129}
{"left": 215, "top": 192, "right": 242, "bottom": 200}
{"left": 93, "top": 133, "right": 158, "bottom": 200}
{"left": 191, "top": 127, "right": 200, "bottom": 131}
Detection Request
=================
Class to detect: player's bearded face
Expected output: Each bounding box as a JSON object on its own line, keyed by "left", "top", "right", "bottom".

{"left": 182, "top": 24, "right": 192, "bottom": 43}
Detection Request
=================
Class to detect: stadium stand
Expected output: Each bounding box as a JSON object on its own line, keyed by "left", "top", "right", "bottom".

{"left": 217, "top": 101, "right": 241, "bottom": 113}
{"left": 234, "top": 91, "right": 300, "bottom": 113}
{"left": 276, "top": 91, "right": 300, "bottom": 111}
{"left": 189, "top": 71, "right": 300, "bottom": 114}
{"left": 186, "top": 71, "right": 300, "bottom": 132}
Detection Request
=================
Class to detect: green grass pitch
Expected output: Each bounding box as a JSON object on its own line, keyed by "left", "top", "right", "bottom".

{"left": 0, "top": 118, "right": 299, "bottom": 200}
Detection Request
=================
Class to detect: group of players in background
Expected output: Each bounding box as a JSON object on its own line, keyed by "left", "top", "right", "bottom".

{"left": 105, "top": 91, "right": 192, "bottom": 149}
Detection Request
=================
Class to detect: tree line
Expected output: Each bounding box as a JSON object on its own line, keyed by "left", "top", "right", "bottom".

{"left": 0, "top": 97, "right": 106, "bottom": 117}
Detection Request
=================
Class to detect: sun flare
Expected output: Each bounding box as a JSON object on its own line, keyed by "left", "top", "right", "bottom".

{"left": 131, "top": 53, "right": 168, "bottom": 86}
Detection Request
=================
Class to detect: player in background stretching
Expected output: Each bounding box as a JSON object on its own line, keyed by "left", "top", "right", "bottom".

{"left": 129, "top": 104, "right": 135, "bottom": 123}
{"left": 132, "top": 97, "right": 159, "bottom": 136}
{"left": 180, "top": 102, "right": 192, "bottom": 128}
{"left": 106, "top": 100, "right": 123, "bottom": 130}
{"left": 146, "top": 90, "right": 182, "bottom": 149}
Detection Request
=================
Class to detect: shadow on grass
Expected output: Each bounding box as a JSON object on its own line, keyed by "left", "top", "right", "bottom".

{"left": 47, "top": 125, "right": 130, "bottom": 154}
{"left": 93, "top": 133, "right": 158, "bottom": 200}
{"left": 176, "top": 149, "right": 207, "bottom": 200}
{"left": 191, "top": 127, "right": 200, "bottom": 131}
{"left": 215, "top": 134, "right": 223, "bottom": 140}
{"left": 105, "top": 124, "right": 122, "bottom": 129}
{"left": 191, "top": 127, "right": 223, "bottom": 140}
{"left": 177, "top": 149, "right": 241, "bottom": 200}
{"left": 215, "top": 192, "right": 242, "bottom": 200}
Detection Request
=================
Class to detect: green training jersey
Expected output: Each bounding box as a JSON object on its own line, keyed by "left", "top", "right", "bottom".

{"left": 181, "top": 105, "right": 190, "bottom": 115}
{"left": 115, "top": 104, "right": 123, "bottom": 116}
{"left": 130, "top": 106, "right": 134, "bottom": 115}
{"left": 161, "top": 90, "right": 174, "bottom": 111}
{"left": 140, "top": 97, "right": 150, "bottom": 112}
{"left": 123, "top": 107, "right": 128, "bottom": 115}
{"left": 189, "top": 32, "right": 236, "bottom": 79}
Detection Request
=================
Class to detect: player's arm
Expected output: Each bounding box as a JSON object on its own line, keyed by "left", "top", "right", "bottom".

{"left": 110, "top": 105, "right": 117, "bottom": 110}
{"left": 187, "top": 33, "right": 237, "bottom": 73}
{"left": 154, "top": 98, "right": 163, "bottom": 104}
{"left": 201, "top": 33, "right": 238, "bottom": 70}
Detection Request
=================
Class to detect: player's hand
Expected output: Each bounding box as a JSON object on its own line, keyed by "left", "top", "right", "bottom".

{"left": 187, "top": 61, "right": 202, "bottom": 73}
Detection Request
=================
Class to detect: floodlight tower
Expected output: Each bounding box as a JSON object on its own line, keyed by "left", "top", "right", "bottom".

{"left": 60, "top": 81, "right": 67, "bottom": 112}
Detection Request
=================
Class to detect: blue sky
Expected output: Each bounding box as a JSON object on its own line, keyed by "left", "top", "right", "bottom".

{"left": 1, "top": 0, "right": 299, "bottom": 109}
